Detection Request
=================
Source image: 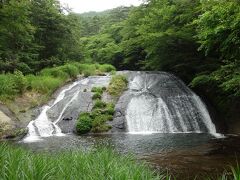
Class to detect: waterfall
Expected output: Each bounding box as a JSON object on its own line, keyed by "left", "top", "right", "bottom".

{"left": 23, "top": 79, "right": 86, "bottom": 142}
{"left": 126, "top": 72, "right": 217, "bottom": 135}
{"left": 23, "top": 76, "right": 111, "bottom": 143}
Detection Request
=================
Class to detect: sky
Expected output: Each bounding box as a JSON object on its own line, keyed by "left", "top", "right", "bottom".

{"left": 59, "top": 0, "right": 142, "bottom": 13}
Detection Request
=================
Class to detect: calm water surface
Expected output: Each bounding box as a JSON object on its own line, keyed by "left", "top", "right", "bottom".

{"left": 18, "top": 133, "right": 240, "bottom": 179}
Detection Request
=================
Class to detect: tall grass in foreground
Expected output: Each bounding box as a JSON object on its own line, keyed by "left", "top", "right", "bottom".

{"left": 0, "top": 144, "right": 239, "bottom": 180}
{"left": 0, "top": 143, "right": 164, "bottom": 180}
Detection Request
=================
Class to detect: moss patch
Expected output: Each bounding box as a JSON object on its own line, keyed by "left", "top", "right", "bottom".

{"left": 107, "top": 75, "right": 128, "bottom": 97}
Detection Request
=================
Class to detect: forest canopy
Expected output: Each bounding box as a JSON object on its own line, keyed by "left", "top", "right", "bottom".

{"left": 0, "top": 0, "right": 239, "bottom": 99}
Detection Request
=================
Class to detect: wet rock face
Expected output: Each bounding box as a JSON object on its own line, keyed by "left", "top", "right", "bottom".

{"left": 107, "top": 92, "right": 132, "bottom": 133}
{"left": 111, "top": 71, "right": 217, "bottom": 134}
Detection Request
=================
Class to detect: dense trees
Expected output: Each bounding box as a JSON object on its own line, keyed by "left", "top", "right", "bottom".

{"left": 79, "top": 0, "right": 239, "bottom": 98}
{"left": 0, "top": 0, "right": 239, "bottom": 119}
{"left": 0, "top": 0, "right": 82, "bottom": 73}
{"left": 77, "top": 0, "right": 239, "bottom": 123}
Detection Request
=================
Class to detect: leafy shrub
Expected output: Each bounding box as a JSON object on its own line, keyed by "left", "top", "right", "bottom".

{"left": 92, "top": 115, "right": 112, "bottom": 132}
{"left": 107, "top": 75, "right": 128, "bottom": 97}
{"left": 93, "top": 100, "right": 107, "bottom": 109}
{"left": 190, "top": 75, "right": 212, "bottom": 88}
{"left": 220, "top": 75, "right": 240, "bottom": 96}
{"left": 82, "top": 65, "right": 97, "bottom": 77}
{"left": 92, "top": 92, "right": 102, "bottom": 100}
{"left": 99, "top": 64, "right": 116, "bottom": 72}
{"left": 0, "top": 74, "right": 17, "bottom": 99}
{"left": 76, "top": 113, "right": 92, "bottom": 134}
{"left": 104, "top": 103, "right": 115, "bottom": 116}
{"left": 16, "top": 62, "right": 33, "bottom": 74}
{"left": 91, "top": 87, "right": 104, "bottom": 94}
{"left": 91, "top": 109, "right": 103, "bottom": 119}
{"left": 75, "top": 64, "right": 95, "bottom": 75}
{"left": 0, "top": 71, "right": 27, "bottom": 100}
{"left": 27, "top": 76, "right": 63, "bottom": 94}
{"left": 60, "top": 64, "right": 79, "bottom": 79}
{"left": 40, "top": 67, "right": 69, "bottom": 80}
{"left": 92, "top": 124, "right": 112, "bottom": 133}
{"left": 13, "top": 70, "right": 28, "bottom": 94}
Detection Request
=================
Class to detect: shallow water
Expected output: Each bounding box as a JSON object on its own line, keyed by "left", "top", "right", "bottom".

{"left": 18, "top": 133, "right": 240, "bottom": 179}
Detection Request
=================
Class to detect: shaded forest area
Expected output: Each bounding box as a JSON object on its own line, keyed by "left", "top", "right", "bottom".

{"left": 0, "top": 0, "right": 239, "bottom": 130}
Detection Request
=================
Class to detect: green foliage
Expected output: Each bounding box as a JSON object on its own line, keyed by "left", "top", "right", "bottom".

{"left": 40, "top": 67, "right": 69, "bottom": 80}
{"left": 27, "top": 75, "right": 63, "bottom": 94}
{"left": 108, "top": 75, "right": 128, "bottom": 97}
{"left": 0, "top": 0, "right": 37, "bottom": 72}
{"left": 59, "top": 64, "right": 79, "bottom": 79}
{"left": 190, "top": 75, "right": 212, "bottom": 88}
{"left": 99, "top": 64, "right": 116, "bottom": 72}
{"left": 195, "top": 0, "right": 240, "bottom": 60}
{"left": 0, "top": 63, "right": 115, "bottom": 102}
{"left": 93, "top": 100, "right": 107, "bottom": 109}
{"left": 77, "top": 92, "right": 115, "bottom": 134}
{"left": 104, "top": 103, "right": 115, "bottom": 116}
{"left": 91, "top": 87, "right": 104, "bottom": 94}
{"left": 0, "top": 143, "right": 160, "bottom": 180}
{"left": 211, "top": 61, "right": 240, "bottom": 96}
{"left": 0, "top": 74, "right": 18, "bottom": 100}
{"left": 0, "top": 71, "right": 28, "bottom": 100}
{"left": 75, "top": 63, "right": 100, "bottom": 77}
{"left": 92, "top": 115, "right": 112, "bottom": 133}
{"left": 92, "top": 92, "right": 102, "bottom": 100}
{"left": 76, "top": 113, "right": 92, "bottom": 134}
{"left": 12, "top": 71, "right": 28, "bottom": 94}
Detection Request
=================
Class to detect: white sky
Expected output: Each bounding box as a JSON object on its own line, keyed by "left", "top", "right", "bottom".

{"left": 59, "top": 0, "right": 142, "bottom": 13}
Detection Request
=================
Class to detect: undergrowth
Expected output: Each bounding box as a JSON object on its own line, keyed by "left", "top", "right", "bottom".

{"left": 0, "top": 63, "right": 115, "bottom": 102}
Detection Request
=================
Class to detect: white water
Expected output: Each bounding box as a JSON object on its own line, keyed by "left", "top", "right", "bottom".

{"left": 23, "top": 72, "right": 220, "bottom": 143}
{"left": 23, "top": 80, "right": 84, "bottom": 142}
{"left": 126, "top": 72, "right": 218, "bottom": 135}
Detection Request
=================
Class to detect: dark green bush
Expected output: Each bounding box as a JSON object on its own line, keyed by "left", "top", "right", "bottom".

{"left": 92, "top": 92, "right": 102, "bottom": 100}
{"left": 76, "top": 113, "right": 92, "bottom": 134}
{"left": 190, "top": 75, "right": 212, "bottom": 88}
{"left": 16, "top": 62, "right": 33, "bottom": 74}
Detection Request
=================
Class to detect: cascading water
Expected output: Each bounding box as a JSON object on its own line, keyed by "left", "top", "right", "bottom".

{"left": 23, "top": 80, "right": 83, "bottom": 142}
{"left": 23, "top": 76, "right": 111, "bottom": 142}
{"left": 125, "top": 72, "right": 217, "bottom": 135}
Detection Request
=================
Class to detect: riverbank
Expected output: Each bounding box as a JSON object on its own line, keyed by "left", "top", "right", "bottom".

{"left": 0, "top": 143, "right": 161, "bottom": 180}
{"left": 1, "top": 142, "right": 240, "bottom": 180}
